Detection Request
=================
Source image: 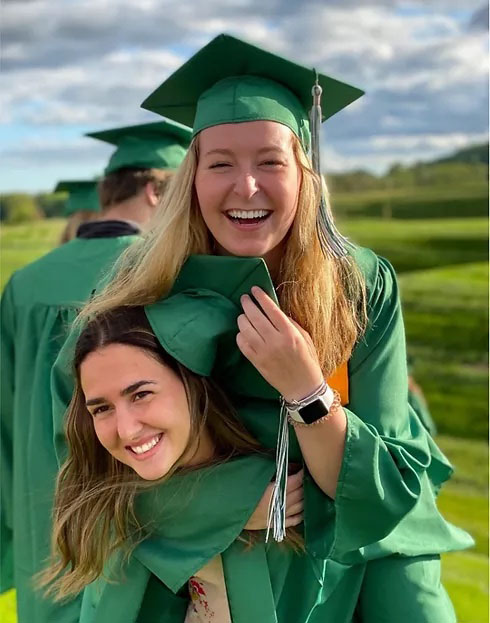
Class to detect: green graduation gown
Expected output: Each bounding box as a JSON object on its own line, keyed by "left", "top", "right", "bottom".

{"left": 0, "top": 232, "right": 139, "bottom": 623}
{"left": 49, "top": 249, "right": 472, "bottom": 623}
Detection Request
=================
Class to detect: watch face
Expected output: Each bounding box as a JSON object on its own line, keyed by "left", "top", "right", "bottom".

{"left": 299, "top": 398, "right": 329, "bottom": 424}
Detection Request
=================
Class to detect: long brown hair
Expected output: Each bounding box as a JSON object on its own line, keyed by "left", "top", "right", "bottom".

{"left": 79, "top": 133, "right": 366, "bottom": 376}
{"left": 38, "top": 306, "right": 272, "bottom": 601}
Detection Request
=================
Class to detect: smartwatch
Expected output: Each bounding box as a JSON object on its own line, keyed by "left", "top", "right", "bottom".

{"left": 286, "top": 385, "right": 335, "bottom": 425}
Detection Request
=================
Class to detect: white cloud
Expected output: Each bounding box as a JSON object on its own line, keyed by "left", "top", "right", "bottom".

{"left": 1, "top": 0, "right": 488, "bottom": 191}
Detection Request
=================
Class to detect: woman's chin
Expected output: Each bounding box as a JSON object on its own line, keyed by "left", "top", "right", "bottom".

{"left": 218, "top": 241, "right": 273, "bottom": 259}
{"left": 133, "top": 463, "right": 171, "bottom": 481}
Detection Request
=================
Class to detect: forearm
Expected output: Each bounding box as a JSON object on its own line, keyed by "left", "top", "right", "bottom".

{"left": 292, "top": 406, "right": 347, "bottom": 498}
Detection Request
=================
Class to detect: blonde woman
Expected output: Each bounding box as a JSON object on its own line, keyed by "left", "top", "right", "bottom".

{"left": 52, "top": 35, "right": 472, "bottom": 622}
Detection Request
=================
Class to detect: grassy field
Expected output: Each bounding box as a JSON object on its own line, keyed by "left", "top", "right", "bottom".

{"left": 340, "top": 218, "right": 489, "bottom": 440}
{"left": 333, "top": 182, "right": 489, "bottom": 220}
{"left": 0, "top": 203, "right": 488, "bottom": 621}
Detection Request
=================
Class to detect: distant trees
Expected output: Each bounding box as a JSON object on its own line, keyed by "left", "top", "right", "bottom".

{"left": 37, "top": 193, "right": 66, "bottom": 218}
{"left": 0, "top": 194, "right": 43, "bottom": 224}
{"left": 1, "top": 142, "right": 488, "bottom": 224}
{"left": 327, "top": 161, "right": 489, "bottom": 194}
{"left": 0, "top": 192, "right": 68, "bottom": 223}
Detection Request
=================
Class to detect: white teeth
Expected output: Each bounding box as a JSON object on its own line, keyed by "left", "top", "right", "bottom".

{"left": 227, "top": 209, "right": 270, "bottom": 219}
{"left": 130, "top": 434, "right": 161, "bottom": 455}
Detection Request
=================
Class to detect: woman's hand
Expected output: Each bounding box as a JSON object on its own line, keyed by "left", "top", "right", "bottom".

{"left": 237, "top": 286, "right": 324, "bottom": 402}
{"left": 245, "top": 469, "right": 304, "bottom": 530}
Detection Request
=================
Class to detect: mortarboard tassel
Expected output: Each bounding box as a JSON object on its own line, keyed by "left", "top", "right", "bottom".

{"left": 266, "top": 77, "right": 355, "bottom": 544}
{"left": 266, "top": 399, "right": 289, "bottom": 543}
{"left": 310, "top": 75, "right": 352, "bottom": 259}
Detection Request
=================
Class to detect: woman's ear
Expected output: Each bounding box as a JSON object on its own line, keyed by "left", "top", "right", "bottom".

{"left": 144, "top": 181, "right": 160, "bottom": 207}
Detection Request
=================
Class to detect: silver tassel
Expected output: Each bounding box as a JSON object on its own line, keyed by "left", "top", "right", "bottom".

{"left": 265, "top": 399, "right": 289, "bottom": 543}
{"left": 310, "top": 74, "right": 352, "bottom": 259}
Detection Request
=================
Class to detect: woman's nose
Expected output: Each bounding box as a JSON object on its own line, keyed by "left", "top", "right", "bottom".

{"left": 233, "top": 172, "right": 259, "bottom": 200}
{"left": 115, "top": 406, "right": 144, "bottom": 441}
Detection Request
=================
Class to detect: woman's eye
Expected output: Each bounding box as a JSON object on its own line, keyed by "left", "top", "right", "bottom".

{"left": 133, "top": 390, "right": 152, "bottom": 402}
{"left": 91, "top": 405, "right": 109, "bottom": 417}
{"left": 209, "top": 162, "right": 232, "bottom": 169}
{"left": 261, "top": 160, "right": 283, "bottom": 167}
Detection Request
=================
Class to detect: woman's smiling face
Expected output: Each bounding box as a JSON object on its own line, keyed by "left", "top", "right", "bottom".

{"left": 195, "top": 120, "right": 301, "bottom": 268}
{"left": 80, "top": 343, "right": 210, "bottom": 481}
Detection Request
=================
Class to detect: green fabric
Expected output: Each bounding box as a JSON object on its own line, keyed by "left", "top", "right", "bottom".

{"left": 49, "top": 251, "right": 472, "bottom": 623}
{"left": 55, "top": 180, "right": 100, "bottom": 215}
{"left": 133, "top": 456, "right": 276, "bottom": 592}
{"left": 0, "top": 234, "right": 139, "bottom": 623}
{"left": 194, "top": 75, "right": 311, "bottom": 147}
{"left": 146, "top": 256, "right": 277, "bottom": 379}
{"left": 409, "top": 387, "right": 437, "bottom": 436}
{"left": 353, "top": 555, "right": 456, "bottom": 623}
{"left": 141, "top": 33, "right": 364, "bottom": 148}
{"left": 86, "top": 120, "right": 192, "bottom": 174}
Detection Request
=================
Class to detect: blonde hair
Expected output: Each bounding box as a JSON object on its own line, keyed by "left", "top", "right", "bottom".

{"left": 80, "top": 134, "right": 366, "bottom": 376}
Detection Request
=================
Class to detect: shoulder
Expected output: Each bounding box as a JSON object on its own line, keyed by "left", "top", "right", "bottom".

{"left": 349, "top": 245, "right": 398, "bottom": 308}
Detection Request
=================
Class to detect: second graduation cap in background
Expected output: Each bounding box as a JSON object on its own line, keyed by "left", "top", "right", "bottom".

{"left": 86, "top": 119, "right": 193, "bottom": 175}
{"left": 54, "top": 180, "right": 100, "bottom": 216}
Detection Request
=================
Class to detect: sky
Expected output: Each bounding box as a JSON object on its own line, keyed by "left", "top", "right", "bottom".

{"left": 1, "top": 0, "right": 488, "bottom": 193}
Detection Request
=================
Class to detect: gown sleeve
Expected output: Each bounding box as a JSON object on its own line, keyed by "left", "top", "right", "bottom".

{"left": 330, "top": 252, "right": 433, "bottom": 558}
{"left": 0, "top": 279, "right": 16, "bottom": 591}
{"left": 50, "top": 321, "right": 81, "bottom": 465}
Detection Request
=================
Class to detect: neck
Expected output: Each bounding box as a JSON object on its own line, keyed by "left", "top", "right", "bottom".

{"left": 262, "top": 244, "right": 284, "bottom": 282}
{"left": 184, "top": 428, "right": 215, "bottom": 468}
{"left": 213, "top": 241, "right": 285, "bottom": 284}
{"left": 100, "top": 196, "right": 152, "bottom": 228}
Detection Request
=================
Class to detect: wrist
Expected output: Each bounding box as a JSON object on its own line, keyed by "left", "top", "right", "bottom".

{"left": 284, "top": 384, "right": 338, "bottom": 426}
{"left": 282, "top": 378, "right": 325, "bottom": 404}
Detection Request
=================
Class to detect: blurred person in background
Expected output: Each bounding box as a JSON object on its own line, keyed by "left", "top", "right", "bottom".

{"left": 0, "top": 119, "right": 192, "bottom": 623}
{"left": 407, "top": 355, "right": 437, "bottom": 436}
{"left": 55, "top": 180, "right": 101, "bottom": 245}
{"left": 49, "top": 34, "right": 472, "bottom": 622}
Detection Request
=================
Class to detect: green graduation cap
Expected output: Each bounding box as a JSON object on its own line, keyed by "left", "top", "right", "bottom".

{"left": 141, "top": 33, "right": 363, "bottom": 258}
{"left": 54, "top": 180, "right": 100, "bottom": 216}
{"left": 86, "top": 119, "right": 193, "bottom": 175}
{"left": 144, "top": 255, "right": 278, "bottom": 400}
{"left": 141, "top": 33, "right": 364, "bottom": 149}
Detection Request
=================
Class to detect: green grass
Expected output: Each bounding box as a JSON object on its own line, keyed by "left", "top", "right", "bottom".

{"left": 400, "top": 262, "right": 488, "bottom": 439}
{"left": 340, "top": 217, "right": 488, "bottom": 273}
{"left": 333, "top": 182, "right": 489, "bottom": 220}
{"left": 340, "top": 217, "right": 488, "bottom": 439}
{"left": 442, "top": 552, "right": 488, "bottom": 623}
{"left": 437, "top": 436, "right": 489, "bottom": 623}
{"left": 0, "top": 591, "right": 16, "bottom": 623}
{"left": 0, "top": 219, "right": 65, "bottom": 289}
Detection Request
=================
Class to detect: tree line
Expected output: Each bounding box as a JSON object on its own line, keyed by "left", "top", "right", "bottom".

{"left": 1, "top": 154, "right": 488, "bottom": 224}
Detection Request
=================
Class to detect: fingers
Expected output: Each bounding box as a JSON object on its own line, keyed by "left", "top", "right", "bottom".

{"left": 286, "top": 501, "right": 304, "bottom": 516}
{"left": 285, "top": 512, "right": 303, "bottom": 528}
{"left": 249, "top": 286, "right": 292, "bottom": 333}
{"left": 237, "top": 312, "right": 264, "bottom": 350}
{"left": 286, "top": 469, "right": 304, "bottom": 515}
{"left": 286, "top": 468, "right": 303, "bottom": 492}
{"left": 286, "top": 486, "right": 303, "bottom": 507}
{"left": 289, "top": 317, "right": 314, "bottom": 344}
{"left": 240, "top": 294, "right": 278, "bottom": 339}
